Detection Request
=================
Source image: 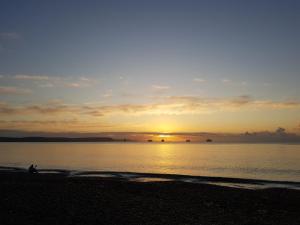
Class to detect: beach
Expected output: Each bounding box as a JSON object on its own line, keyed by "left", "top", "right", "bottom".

{"left": 1, "top": 169, "right": 299, "bottom": 225}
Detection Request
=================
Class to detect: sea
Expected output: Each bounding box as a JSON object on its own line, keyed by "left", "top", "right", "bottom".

{"left": 0, "top": 143, "right": 299, "bottom": 182}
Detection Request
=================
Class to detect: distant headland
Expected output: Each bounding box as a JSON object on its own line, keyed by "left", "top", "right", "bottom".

{"left": 0, "top": 137, "right": 120, "bottom": 142}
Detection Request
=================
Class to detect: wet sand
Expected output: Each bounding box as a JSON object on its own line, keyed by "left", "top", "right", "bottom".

{"left": 0, "top": 169, "right": 299, "bottom": 225}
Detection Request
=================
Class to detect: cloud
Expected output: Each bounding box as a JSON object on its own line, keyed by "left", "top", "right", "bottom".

{"left": 0, "top": 103, "right": 19, "bottom": 114}
{"left": 25, "top": 105, "right": 76, "bottom": 114}
{"left": 14, "top": 74, "right": 49, "bottom": 80}
{"left": 0, "top": 32, "right": 20, "bottom": 40}
{"left": 152, "top": 85, "right": 170, "bottom": 90}
{"left": 221, "top": 78, "right": 248, "bottom": 86}
{"left": 0, "top": 119, "right": 78, "bottom": 126}
{"left": 222, "top": 79, "right": 231, "bottom": 83}
{"left": 66, "top": 82, "right": 81, "bottom": 88}
{"left": 252, "top": 100, "right": 300, "bottom": 108}
{"left": 229, "top": 95, "right": 252, "bottom": 106}
{"left": 0, "top": 119, "right": 114, "bottom": 132}
{"left": 38, "top": 83, "right": 54, "bottom": 88}
{"left": 275, "top": 127, "right": 286, "bottom": 134}
{"left": 0, "top": 96, "right": 299, "bottom": 118}
{"left": 295, "top": 124, "right": 300, "bottom": 132}
{"left": 79, "top": 77, "right": 91, "bottom": 81}
{"left": 0, "top": 86, "right": 32, "bottom": 95}
{"left": 63, "top": 77, "right": 95, "bottom": 88}
{"left": 57, "top": 80, "right": 91, "bottom": 88}
{"left": 0, "top": 101, "right": 77, "bottom": 115}
{"left": 9, "top": 74, "right": 95, "bottom": 88}
{"left": 193, "top": 78, "right": 206, "bottom": 83}
{"left": 152, "top": 85, "right": 170, "bottom": 94}
{"left": 102, "top": 89, "right": 113, "bottom": 98}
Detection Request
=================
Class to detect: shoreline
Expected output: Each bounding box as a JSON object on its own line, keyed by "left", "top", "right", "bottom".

{"left": 2, "top": 141, "right": 300, "bottom": 144}
{"left": 1, "top": 166, "right": 300, "bottom": 190}
{"left": 0, "top": 168, "right": 300, "bottom": 225}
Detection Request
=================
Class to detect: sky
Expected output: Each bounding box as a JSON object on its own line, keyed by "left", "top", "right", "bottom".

{"left": 0, "top": 0, "right": 299, "bottom": 136}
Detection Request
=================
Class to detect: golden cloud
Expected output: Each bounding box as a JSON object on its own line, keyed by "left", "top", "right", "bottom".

{"left": 0, "top": 96, "right": 299, "bottom": 119}
{"left": 0, "top": 86, "right": 32, "bottom": 95}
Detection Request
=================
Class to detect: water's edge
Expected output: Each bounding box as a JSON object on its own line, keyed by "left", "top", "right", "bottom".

{"left": 1, "top": 166, "right": 299, "bottom": 191}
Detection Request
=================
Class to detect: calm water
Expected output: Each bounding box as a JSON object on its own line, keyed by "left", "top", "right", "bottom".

{"left": 0, "top": 143, "right": 300, "bottom": 182}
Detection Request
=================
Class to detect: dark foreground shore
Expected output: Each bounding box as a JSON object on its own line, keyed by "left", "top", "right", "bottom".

{"left": 0, "top": 171, "right": 299, "bottom": 225}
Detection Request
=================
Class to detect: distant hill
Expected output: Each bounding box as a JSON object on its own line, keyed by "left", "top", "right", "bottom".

{"left": 0, "top": 137, "right": 119, "bottom": 142}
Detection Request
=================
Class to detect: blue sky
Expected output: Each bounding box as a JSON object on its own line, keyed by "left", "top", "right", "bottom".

{"left": 0, "top": 0, "right": 299, "bottom": 133}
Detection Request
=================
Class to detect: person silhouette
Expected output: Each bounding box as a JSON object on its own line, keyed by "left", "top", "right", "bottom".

{"left": 28, "top": 164, "right": 38, "bottom": 174}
